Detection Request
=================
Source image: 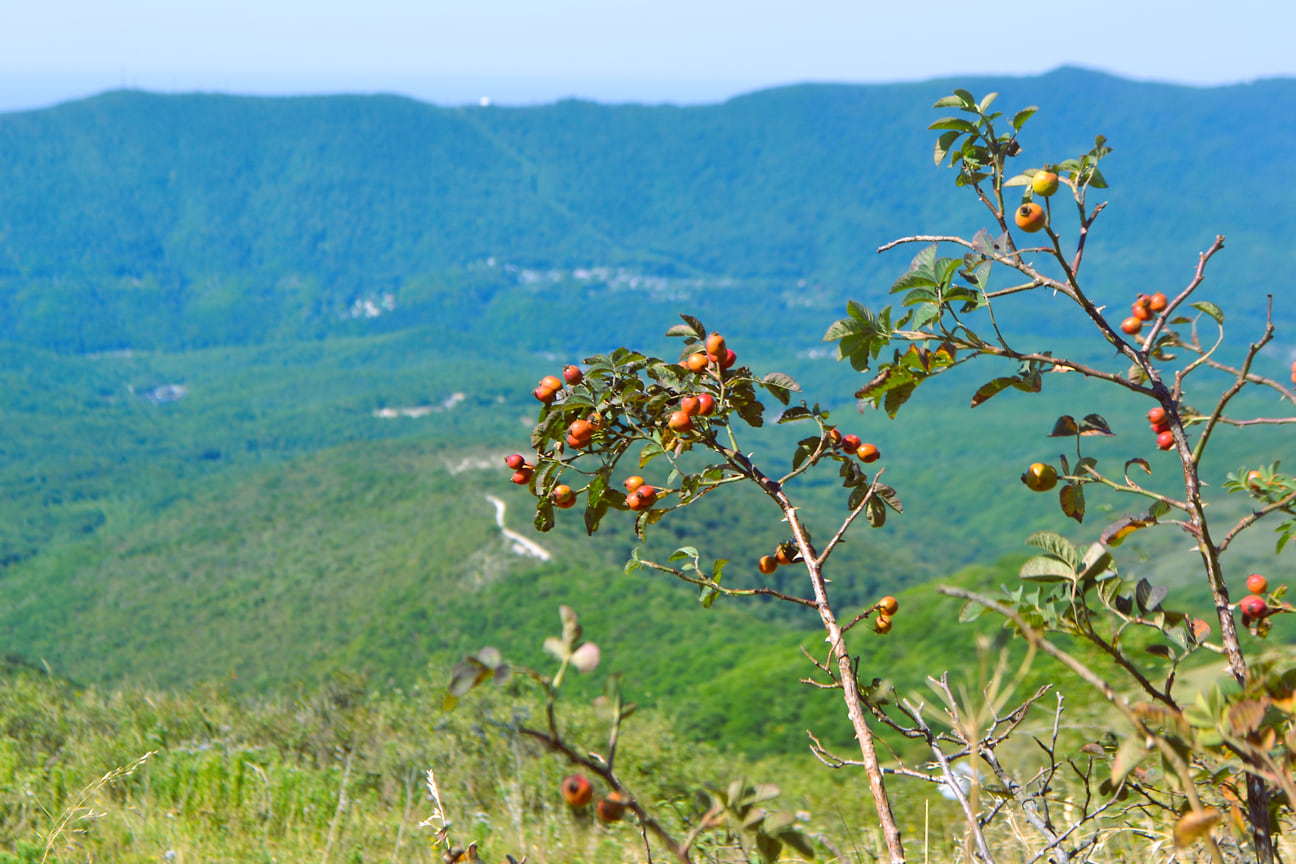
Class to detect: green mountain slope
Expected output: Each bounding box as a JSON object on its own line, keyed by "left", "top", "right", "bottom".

{"left": 0, "top": 71, "right": 1292, "bottom": 754}
{"left": 0, "top": 68, "right": 1292, "bottom": 354}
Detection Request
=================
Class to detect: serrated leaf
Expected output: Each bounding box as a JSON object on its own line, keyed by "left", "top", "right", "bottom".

{"left": 1190, "top": 301, "right": 1224, "bottom": 325}
{"left": 875, "top": 483, "right": 903, "bottom": 513}
{"left": 1004, "top": 174, "right": 1030, "bottom": 187}
{"left": 1019, "top": 556, "right": 1075, "bottom": 583}
{"left": 1077, "top": 543, "right": 1114, "bottom": 583}
{"left": 958, "top": 599, "right": 988, "bottom": 623}
{"left": 664, "top": 324, "right": 697, "bottom": 338}
{"left": 1025, "top": 531, "right": 1080, "bottom": 568}
{"left": 777, "top": 406, "right": 813, "bottom": 424}
{"left": 534, "top": 499, "right": 555, "bottom": 532}
{"left": 866, "top": 496, "right": 886, "bottom": 528}
{"left": 679, "top": 314, "right": 706, "bottom": 339}
{"left": 952, "top": 88, "right": 975, "bottom": 108}
{"left": 932, "top": 94, "right": 967, "bottom": 109}
{"left": 762, "top": 372, "right": 801, "bottom": 406}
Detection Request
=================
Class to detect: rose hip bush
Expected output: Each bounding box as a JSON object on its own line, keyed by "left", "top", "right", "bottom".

{"left": 445, "top": 88, "right": 1296, "bottom": 864}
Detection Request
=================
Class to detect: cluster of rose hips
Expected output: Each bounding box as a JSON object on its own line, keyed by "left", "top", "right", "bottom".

{"left": 1147, "top": 405, "right": 1175, "bottom": 451}
{"left": 826, "top": 429, "right": 881, "bottom": 463}
{"left": 872, "top": 595, "right": 899, "bottom": 635}
{"left": 560, "top": 774, "right": 628, "bottom": 823}
{"left": 1013, "top": 167, "right": 1060, "bottom": 233}
{"left": 1238, "top": 573, "right": 1278, "bottom": 629}
{"left": 505, "top": 452, "right": 534, "bottom": 486}
{"left": 622, "top": 475, "right": 660, "bottom": 511}
{"left": 679, "top": 332, "right": 736, "bottom": 375}
{"left": 666, "top": 391, "right": 717, "bottom": 435}
{"left": 757, "top": 542, "right": 799, "bottom": 575}
{"left": 532, "top": 364, "right": 584, "bottom": 405}
{"left": 1119, "top": 292, "right": 1169, "bottom": 337}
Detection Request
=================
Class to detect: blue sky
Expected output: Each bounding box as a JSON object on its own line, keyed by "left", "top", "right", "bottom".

{"left": 2, "top": 0, "right": 1291, "bottom": 111}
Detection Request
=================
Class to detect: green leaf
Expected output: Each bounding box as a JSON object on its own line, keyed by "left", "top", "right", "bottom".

{"left": 791, "top": 436, "right": 820, "bottom": 470}
{"left": 777, "top": 406, "right": 813, "bottom": 423}
{"left": 1077, "top": 543, "right": 1114, "bottom": 584}
{"left": 1025, "top": 531, "right": 1080, "bottom": 568}
{"left": 1190, "top": 301, "right": 1224, "bottom": 325}
{"left": 534, "top": 498, "right": 555, "bottom": 532}
{"left": 952, "top": 89, "right": 976, "bottom": 108}
{"left": 934, "top": 130, "right": 960, "bottom": 166}
{"left": 669, "top": 546, "right": 699, "bottom": 562}
{"left": 875, "top": 483, "right": 903, "bottom": 513}
{"left": 762, "top": 372, "right": 801, "bottom": 405}
{"left": 1011, "top": 106, "right": 1038, "bottom": 131}
{"left": 1019, "top": 556, "right": 1075, "bottom": 583}
{"left": 678, "top": 314, "right": 706, "bottom": 340}
{"left": 866, "top": 496, "right": 886, "bottom": 528}
{"left": 883, "top": 381, "right": 917, "bottom": 418}
{"left": 977, "top": 92, "right": 998, "bottom": 113}
{"left": 929, "top": 117, "right": 977, "bottom": 133}
{"left": 932, "top": 94, "right": 967, "bottom": 109}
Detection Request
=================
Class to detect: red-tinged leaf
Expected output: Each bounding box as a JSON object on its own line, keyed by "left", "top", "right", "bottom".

{"left": 1101, "top": 514, "right": 1155, "bottom": 547}
{"left": 1080, "top": 414, "right": 1115, "bottom": 436}
{"left": 971, "top": 376, "right": 1016, "bottom": 407}
{"left": 1060, "top": 484, "right": 1085, "bottom": 523}
{"left": 1049, "top": 415, "right": 1079, "bottom": 437}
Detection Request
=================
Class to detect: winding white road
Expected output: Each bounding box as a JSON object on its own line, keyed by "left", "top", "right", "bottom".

{"left": 486, "top": 494, "right": 551, "bottom": 561}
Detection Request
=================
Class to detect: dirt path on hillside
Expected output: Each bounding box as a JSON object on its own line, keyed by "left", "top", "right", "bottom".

{"left": 486, "top": 494, "right": 551, "bottom": 561}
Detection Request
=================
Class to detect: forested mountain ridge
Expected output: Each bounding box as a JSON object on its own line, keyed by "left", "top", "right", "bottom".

{"left": 0, "top": 67, "right": 1292, "bottom": 353}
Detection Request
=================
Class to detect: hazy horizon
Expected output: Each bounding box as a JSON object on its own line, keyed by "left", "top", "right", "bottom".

{"left": 2, "top": 0, "right": 1291, "bottom": 113}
